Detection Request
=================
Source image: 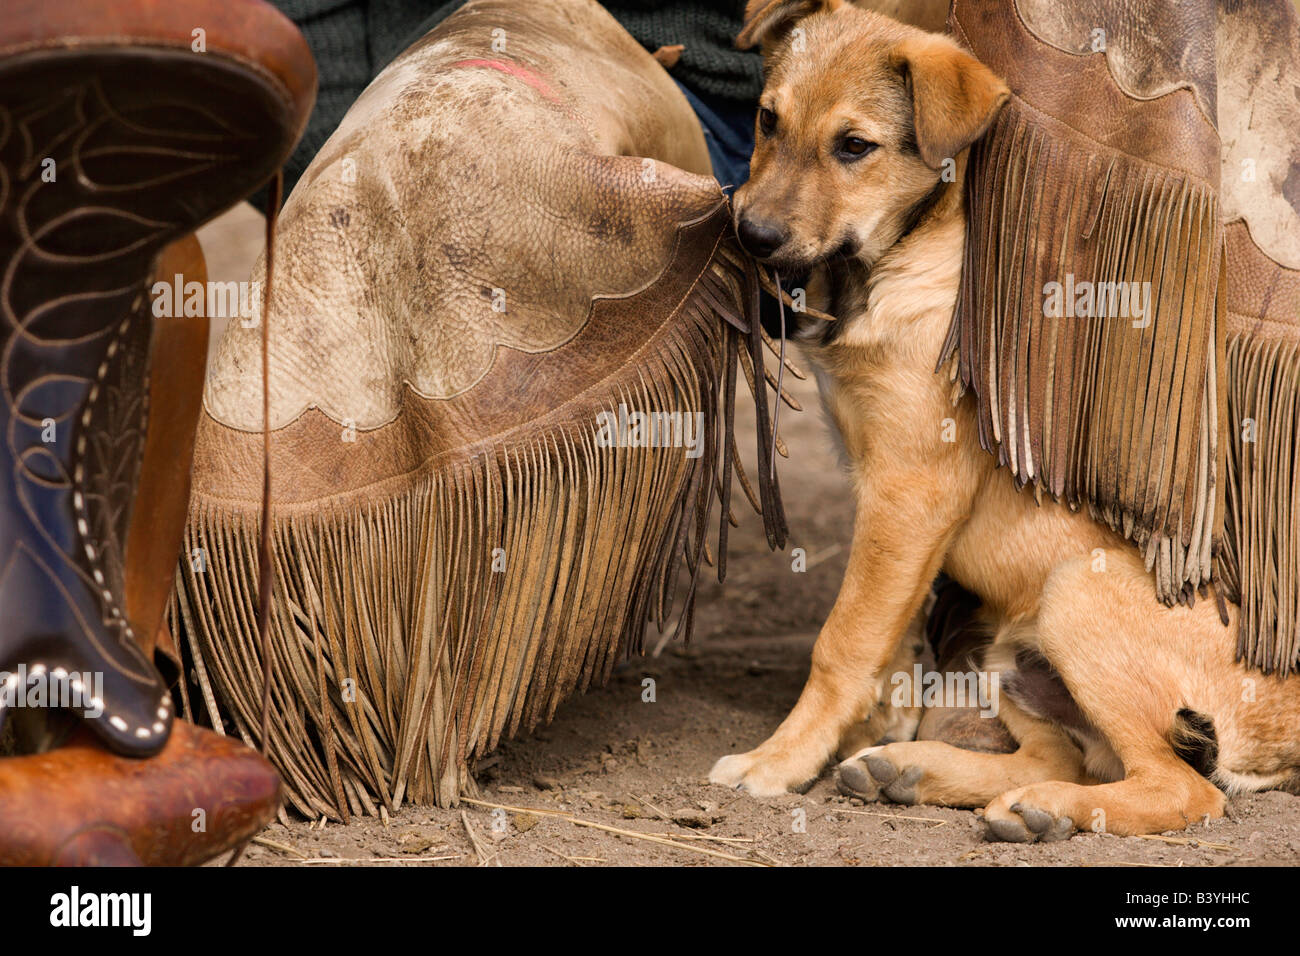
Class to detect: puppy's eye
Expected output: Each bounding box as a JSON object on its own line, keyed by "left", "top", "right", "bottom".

{"left": 838, "top": 137, "right": 878, "bottom": 161}
{"left": 758, "top": 108, "right": 777, "bottom": 135}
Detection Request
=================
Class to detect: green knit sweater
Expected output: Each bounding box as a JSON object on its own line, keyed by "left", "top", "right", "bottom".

{"left": 270, "top": 0, "right": 761, "bottom": 197}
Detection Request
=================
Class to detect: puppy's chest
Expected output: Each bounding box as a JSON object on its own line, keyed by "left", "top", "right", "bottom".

{"left": 799, "top": 245, "right": 966, "bottom": 459}
{"left": 793, "top": 262, "right": 871, "bottom": 350}
{"left": 804, "top": 339, "right": 955, "bottom": 467}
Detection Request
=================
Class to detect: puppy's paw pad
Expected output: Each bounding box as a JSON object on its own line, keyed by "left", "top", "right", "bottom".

{"left": 881, "top": 765, "right": 923, "bottom": 805}
{"left": 985, "top": 815, "right": 1033, "bottom": 843}
{"left": 864, "top": 755, "right": 898, "bottom": 785}
{"left": 984, "top": 800, "right": 1074, "bottom": 844}
{"left": 835, "top": 749, "right": 921, "bottom": 804}
{"left": 835, "top": 758, "right": 881, "bottom": 801}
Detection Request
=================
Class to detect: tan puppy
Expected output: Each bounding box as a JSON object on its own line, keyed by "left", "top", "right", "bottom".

{"left": 709, "top": 0, "right": 1300, "bottom": 841}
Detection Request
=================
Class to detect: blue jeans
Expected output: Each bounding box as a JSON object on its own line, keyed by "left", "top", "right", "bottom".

{"left": 673, "top": 81, "right": 756, "bottom": 195}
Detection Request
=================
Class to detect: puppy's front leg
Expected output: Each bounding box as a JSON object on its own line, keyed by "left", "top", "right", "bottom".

{"left": 710, "top": 483, "right": 959, "bottom": 795}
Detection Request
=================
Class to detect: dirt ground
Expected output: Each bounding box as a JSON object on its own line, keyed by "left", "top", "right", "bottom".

{"left": 199, "top": 207, "right": 1300, "bottom": 868}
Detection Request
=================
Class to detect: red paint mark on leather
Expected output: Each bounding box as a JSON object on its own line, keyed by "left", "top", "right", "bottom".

{"left": 448, "top": 58, "right": 563, "bottom": 105}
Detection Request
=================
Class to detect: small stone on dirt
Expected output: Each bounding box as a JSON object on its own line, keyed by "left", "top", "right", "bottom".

{"left": 400, "top": 837, "right": 439, "bottom": 853}
{"left": 672, "top": 808, "right": 713, "bottom": 829}
{"left": 534, "top": 773, "right": 561, "bottom": 791}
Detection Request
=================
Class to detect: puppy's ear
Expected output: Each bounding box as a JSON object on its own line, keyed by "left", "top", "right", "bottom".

{"left": 892, "top": 36, "right": 1009, "bottom": 169}
{"left": 736, "top": 0, "right": 845, "bottom": 52}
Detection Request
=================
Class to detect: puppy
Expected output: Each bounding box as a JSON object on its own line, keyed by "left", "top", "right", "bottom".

{"left": 709, "top": 0, "right": 1300, "bottom": 841}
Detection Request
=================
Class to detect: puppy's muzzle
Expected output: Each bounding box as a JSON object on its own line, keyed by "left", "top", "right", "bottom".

{"left": 736, "top": 215, "right": 788, "bottom": 260}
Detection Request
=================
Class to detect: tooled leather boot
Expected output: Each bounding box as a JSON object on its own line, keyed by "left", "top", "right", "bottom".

{"left": 0, "top": 0, "right": 314, "bottom": 864}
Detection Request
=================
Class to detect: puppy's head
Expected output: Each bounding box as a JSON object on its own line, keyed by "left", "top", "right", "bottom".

{"left": 733, "top": 0, "right": 1008, "bottom": 272}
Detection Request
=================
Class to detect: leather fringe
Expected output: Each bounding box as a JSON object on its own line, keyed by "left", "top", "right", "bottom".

{"left": 943, "top": 98, "right": 1224, "bottom": 607}
{"left": 1219, "top": 330, "right": 1300, "bottom": 675}
{"left": 170, "top": 243, "right": 783, "bottom": 817}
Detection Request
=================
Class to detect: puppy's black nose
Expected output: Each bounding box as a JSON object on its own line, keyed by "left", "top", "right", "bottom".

{"left": 736, "top": 217, "right": 787, "bottom": 259}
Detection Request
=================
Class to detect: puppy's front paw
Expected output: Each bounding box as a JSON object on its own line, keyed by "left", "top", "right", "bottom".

{"left": 835, "top": 746, "right": 923, "bottom": 804}
{"left": 707, "top": 747, "right": 821, "bottom": 796}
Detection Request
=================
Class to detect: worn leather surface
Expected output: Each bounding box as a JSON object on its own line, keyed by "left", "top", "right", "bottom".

{"left": 961, "top": 1, "right": 1300, "bottom": 435}
{"left": 0, "top": 721, "right": 280, "bottom": 866}
{"left": 1016, "top": 0, "right": 1220, "bottom": 122}
{"left": 1224, "top": 223, "right": 1300, "bottom": 337}
{"left": 178, "top": 0, "right": 783, "bottom": 815}
{"left": 203, "top": 0, "right": 718, "bottom": 435}
{"left": 949, "top": 0, "right": 1223, "bottom": 608}
{"left": 990, "top": 0, "right": 1300, "bottom": 296}
{"left": 0, "top": 0, "right": 314, "bottom": 756}
{"left": 193, "top": 205, "right": 737, "bottom": 505}
{"left": 3, "top": 0, "right": 315, "bottom": 123}
{"left": 1217, "top": 0, "right": 1300, "bottom": 272}
{"left": 1213, "top": 3, "right": 1300, "bottom": 672}
{"left": 851, "top": 0, "right": 951, "bottom": 32}
{"left": 952, "top": 0, "right": 1300, "bottom": 669}
{"left": 125, "top": 237, "right": 209, "bottom": 662}
{"left": 955, "top": 1, "right": 1219, "bottom": 184}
